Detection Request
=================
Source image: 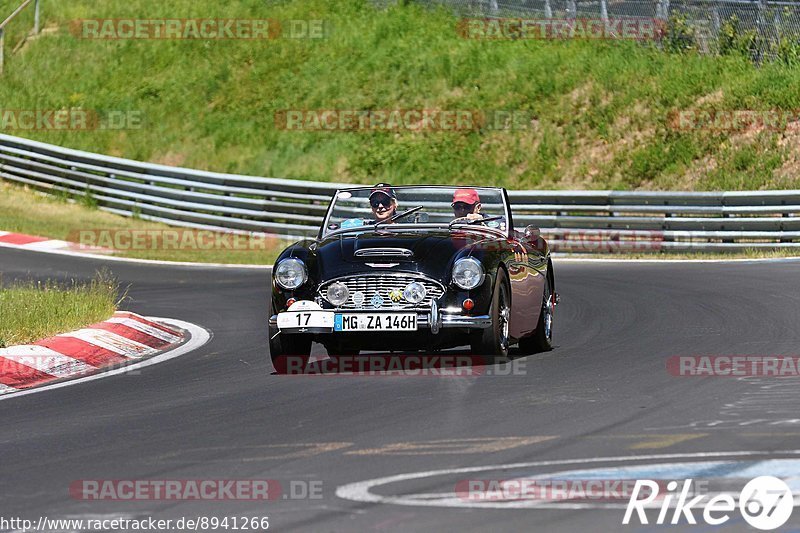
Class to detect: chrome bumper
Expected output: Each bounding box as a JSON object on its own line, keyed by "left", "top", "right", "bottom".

{"left": 268, "top": 311, "right": 491, "bottom": 333}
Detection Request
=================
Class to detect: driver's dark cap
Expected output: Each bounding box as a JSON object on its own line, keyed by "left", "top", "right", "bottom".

{"left": 369, "top": 183, "right": 396, "bottom": 200}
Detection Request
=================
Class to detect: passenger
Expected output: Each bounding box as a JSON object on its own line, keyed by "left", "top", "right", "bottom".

{"left": 451, "top": 188, "right": 484, "bottom": 221}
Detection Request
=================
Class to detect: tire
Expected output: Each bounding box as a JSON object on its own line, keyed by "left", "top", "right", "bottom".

{"left": 268, "top": 297, "right": 312, "bottom": 374}
{"left": 519, "top": 272, "right": 554, "bottom": 354}
{"left": 470, "top": 269, "right": 511, "bottom": 362}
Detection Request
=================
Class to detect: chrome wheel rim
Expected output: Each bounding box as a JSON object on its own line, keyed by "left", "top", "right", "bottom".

{"left": 543, "top": 281, "right": 553, "bottom": 341}
{"left": 499, "top": 285, "right": 510, "bottom": 352}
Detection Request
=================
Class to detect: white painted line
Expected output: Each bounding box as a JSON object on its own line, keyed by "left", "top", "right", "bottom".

{"left": 0, "top": 231, "right": 8, "bottom": 237}
{"left": 106, "top": 317, "right": 182, "bottom": 343}
{"left": 0, "top": 242, "right": 271, "bottom": 269}
{"left": 0, "top": 318, "right": 211, "bottom": 401}
{"left": 554, "top": 254, "right": 800, "bottom": 264}
{"left": 61, "top": 329, "right": 159, "bottom": 358}
{"left": 0, "top": 383, "right": 19, "bottom": 395}
{"left": 335, "top": 450, "right": 800, "bottom": 510}
{"left": 20, "top": 239, "right": 69, "bottom": 250}
{"left": 0, "top": 345, "right": 93, "bottom": 377}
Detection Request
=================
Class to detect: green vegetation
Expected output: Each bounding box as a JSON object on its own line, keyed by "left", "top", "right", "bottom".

{"left": 0, "top": 271, "right": 119, "bottom": 347}
{"left": 1, "top": 0, "right": 800, "bottom": 191}
{"left": 0, "top": 182, "right": 286, "bottom": 264}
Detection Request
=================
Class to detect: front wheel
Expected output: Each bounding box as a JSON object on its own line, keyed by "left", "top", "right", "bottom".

{"left": 269, "top": 331, "right": 312, "bottom": 374}
{"left": 268, "top": 298, "right": 312, "bottom": 374}
{"left": 470, "top": 269, "right": 511, "bottom": 361}
{"left": 519, "top": 273, "right": 554, "bottom": 354}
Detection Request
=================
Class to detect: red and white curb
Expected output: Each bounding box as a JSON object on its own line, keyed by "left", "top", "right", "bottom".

{"left": 0, "top": 231, "right": 111, "bottom": 254}
{"left": 0, "top": 229, "right": 271, "bottom": 268}
{"left": 0, "top": 311, "right": 210, "bottom": 400}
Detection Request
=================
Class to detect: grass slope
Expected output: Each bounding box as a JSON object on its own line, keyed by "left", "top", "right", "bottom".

{"left": 0, "top": 272, "right": 119, "bottom": 347}
{"left": 0, "top": 0, "right": 799, "bottom": 190}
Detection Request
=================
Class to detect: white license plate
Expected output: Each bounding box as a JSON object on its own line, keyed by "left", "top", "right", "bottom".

{"left": 335, "top": 313, "right": 417, "bottom": 332}
{"left": 277, "top": 311, "right": 334, "bottom": 330}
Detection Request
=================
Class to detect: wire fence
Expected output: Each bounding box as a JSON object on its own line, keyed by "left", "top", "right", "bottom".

{"left": 0, "top": 0, "right": 40, "bottom": 75}
{"left": 392, "top": 0, "right": 800, "bottom": 62}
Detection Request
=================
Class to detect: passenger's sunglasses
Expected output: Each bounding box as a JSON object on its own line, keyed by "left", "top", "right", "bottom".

{"left": 370, "top": 197, "right": 392, "bottom": 208}
{"left": 452, "top": 202, "right": 474, "bottom": 211}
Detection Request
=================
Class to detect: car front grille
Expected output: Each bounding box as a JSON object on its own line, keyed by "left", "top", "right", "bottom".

{"left": 319, "top": 274, "right": 445, "bottom": 310}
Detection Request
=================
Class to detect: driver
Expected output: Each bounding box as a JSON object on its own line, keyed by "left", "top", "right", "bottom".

{"left": 369, "top": 183, "right": 397, "bottom": 224}
{"left": 451, "top": 188, "right": 484, "bottom": 221}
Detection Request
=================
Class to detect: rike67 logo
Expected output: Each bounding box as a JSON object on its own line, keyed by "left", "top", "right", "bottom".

{"left": 623, "top": 476, "right": 794, "bottom": 530}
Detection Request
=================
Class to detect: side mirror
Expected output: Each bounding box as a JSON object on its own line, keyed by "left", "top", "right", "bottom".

{"left": 524, "top": 225, "right": 540, "bottom": 241}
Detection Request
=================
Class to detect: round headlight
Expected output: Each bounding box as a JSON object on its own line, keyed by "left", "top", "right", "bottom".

{"left": 274, "top": 258, "right": 307, "bottom": 289}
{"left": 403, "top": 282, "right": 427, "bottom": 304}
{"left": 452, "top": 258, "right": 485, "bottom": 290}
{"left": 326, "top": 282, "right": 350, "bottom": 306}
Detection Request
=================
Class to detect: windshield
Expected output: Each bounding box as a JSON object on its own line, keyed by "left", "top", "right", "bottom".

{"left": 321, "top": 186, "right": 509, "bottom": 237}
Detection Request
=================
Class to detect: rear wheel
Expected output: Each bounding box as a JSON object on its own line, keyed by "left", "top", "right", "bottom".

{"left": 470, "top": 269, "right": 511, "bottom": 362}
{"left": 519, "top": 273, "right": 554, "bottom": 354}
{"left": 268, "top": 298, "right": 312, "bottom": 374}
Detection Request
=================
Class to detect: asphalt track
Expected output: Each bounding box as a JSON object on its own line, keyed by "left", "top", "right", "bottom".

{"left": 2, "top": 246, "right": 800, "bottom": 532}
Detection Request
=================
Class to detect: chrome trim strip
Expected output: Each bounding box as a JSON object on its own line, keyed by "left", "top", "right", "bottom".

{"left": 430, "top": 300, "right": 440, "bottom": 334}
{"left": 323, "top": 223, "right": 507, "bottom": 240}
{"left": 441, "top": 315, "right": 492, "bottom": 329}
{"left": 354, "top": 248, "right": 414, "bottom": 258}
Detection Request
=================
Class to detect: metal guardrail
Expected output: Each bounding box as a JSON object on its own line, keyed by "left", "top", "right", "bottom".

{"left": 2, "top": 133, "right": 800, "bottom": 253}
{"left": 0, "top": 0, "right": 40, "bottom": 75}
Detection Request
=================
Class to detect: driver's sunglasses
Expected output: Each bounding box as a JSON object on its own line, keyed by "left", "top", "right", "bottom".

{"left": 452, "top": 202, "right": 474, "bottom": 211}
{"left": 370, "top": 197, "right": 392, "bottom": 208}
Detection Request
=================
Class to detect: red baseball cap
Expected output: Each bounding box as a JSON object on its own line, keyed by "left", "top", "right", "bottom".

{"left": 452, "top": 188, "right": 480, "bottom": 205}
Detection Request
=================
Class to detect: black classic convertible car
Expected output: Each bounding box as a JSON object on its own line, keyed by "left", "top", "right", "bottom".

{"left": 268, "top": 185, "right": 557, "bottom": 373}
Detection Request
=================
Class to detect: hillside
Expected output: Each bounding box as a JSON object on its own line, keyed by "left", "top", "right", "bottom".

{"left": 1, "top": 0, "right": 799, "bottom": 190}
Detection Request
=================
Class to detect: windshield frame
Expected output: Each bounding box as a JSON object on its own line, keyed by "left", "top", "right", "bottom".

{"left": 317, "top": 185, "right": 512, "bottom": 240}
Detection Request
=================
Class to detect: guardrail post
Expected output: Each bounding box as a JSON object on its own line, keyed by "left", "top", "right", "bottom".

{"left": 0, "top": 28, "right": 4, "bottom": 76}
{"left": 34, "top": 0, "right": 40, "bottom": 35}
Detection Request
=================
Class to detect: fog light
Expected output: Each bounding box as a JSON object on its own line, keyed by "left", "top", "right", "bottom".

{"left": 286, "top": 298, "right": 297, "bottom": 307}
{"left": 463, "top": 298, "right": 475, "bottom": 311}
{"left": 326, "top": 282, "right": 350, "bottom": 306}
{"left": 403, "top": 282, "right": 427, "bottom": 304}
